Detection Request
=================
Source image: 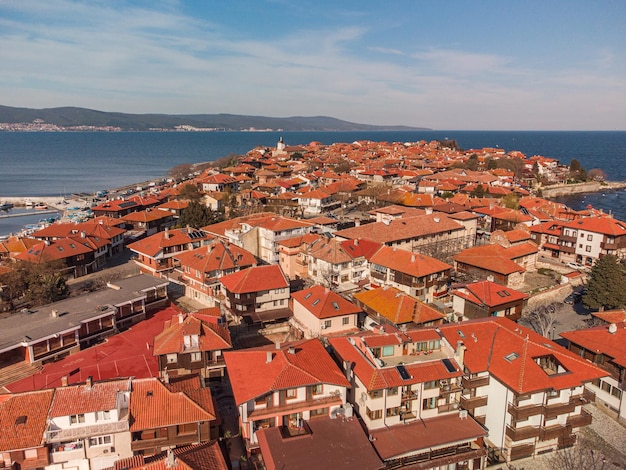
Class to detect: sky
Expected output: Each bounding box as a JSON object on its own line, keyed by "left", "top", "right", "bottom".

{"left": 1, "top": 0, "right": 625, "bottom": 130}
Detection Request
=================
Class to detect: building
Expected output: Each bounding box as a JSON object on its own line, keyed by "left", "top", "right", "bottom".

{"left": 153, "top": 312, "right": 232, "bottom": 380}
{"left": 290, "top": 285, "right": 361, "bottom": 338}
{"left": 328, "top": 330, "right": 488, "bottom": 469}
{"left": 219, "top": 264, "right": 290, "bottom": 323}
{"left": 451, "top": 280, "right": 529, "bottom": 322}
{"left": 439, "top": 317, "right": 607, "bottom": 463}
{"left": 45, "top": 377, "right": 132, "bottom": 468}
{"left": 223, "top": 339, "right": 351, "bottom": 454}
{"left": 561, "top": 320, "right": 626, "bottom": 423}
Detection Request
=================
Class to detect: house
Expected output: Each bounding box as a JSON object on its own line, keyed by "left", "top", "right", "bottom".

{"left": 120, "top": 209, "right": 174, "bottom": 237}
{"left": 153, "top": 312, "right": 232, "bottom": 380}
{"left": 173, "top": 240, "right": 258, "bottom": 307}
{"left": 328, "top": 331, "right": 488, "bottom": 469}
{"left": 439, "top": 317, "right": 607, "bottom": 463}
{"left": 45, "top": 377, "right": 132, "bottom": 468}
{"left": 451, "top": 280, "right": 529, "bottom": 322}
{"left": 223, "top": 339, "right": 351, "bottom": 454}
{"left": 0, "top": 389, "right": 54, "bottom": 470}
{"left": 219, "top": 264, "right": 291, "bottom": 323}
{"left": 14, "top": 237, "right": 96, "bottom": 278}
{"left": 368, "top": 246, "right": 452, "bottom": 302}
{"left": 290, "top": 285, "right": 361, "bottom": 338}
{"left": 353, "top": 286, "right": 445, "bottom": 327}
{"left": 256, "top": 415, "right": 383, "bottom": 470}
{"left": 0, "top": 275, "right": 169, "bottom": 379}
{"left": 277, "top": 233, "right": 323, "bottom": 280}
{"left": 334, "top": 212, "right": 471, "bottom": 257}
{"left": 296, "top": 188, "right": 339, "bottom": 215}
{"left": 197, "top": 172, "right": 239, "bottom": 192}
{"left": 561, "top": 321, "right": 626, "bottom": 423}
{"left": 129, "top": 375, "right": 216, "bottom": 455}
{"left": 92, "top": 199, "right": 142, "bottom": 218}
{"left": 128, "top": 227, "right": 214, "bottom": 278}
{"left": 113, "top": 441, "right": 229, "bottom": 470}
{"left": 454, "top": 242, "right": 538, "bottom": 288}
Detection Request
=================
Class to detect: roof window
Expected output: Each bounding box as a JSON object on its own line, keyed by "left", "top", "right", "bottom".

{"left": 504, "top": 352, "right": 519, "bottom": 362}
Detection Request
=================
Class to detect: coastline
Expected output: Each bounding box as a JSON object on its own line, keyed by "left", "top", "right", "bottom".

{"left": 540, "top": 180, "right": 626, "bottom": 198}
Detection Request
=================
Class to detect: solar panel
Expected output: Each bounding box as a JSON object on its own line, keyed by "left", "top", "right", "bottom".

{"left": 442, "top": 359, "right": 456, "bottom": 373}
{"left": 396, "top": 365, "right": 411, "bottom": 380}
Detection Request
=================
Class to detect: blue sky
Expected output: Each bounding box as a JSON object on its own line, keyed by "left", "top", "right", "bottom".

{"left": 1, "top": 0, "right": 625, "bottom": 130}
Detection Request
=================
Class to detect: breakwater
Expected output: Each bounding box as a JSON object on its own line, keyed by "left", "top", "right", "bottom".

{"left": 541, "top": 181, "right": 626, "bottom": 198}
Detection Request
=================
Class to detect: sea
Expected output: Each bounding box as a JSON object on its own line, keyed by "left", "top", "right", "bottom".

{"left": 1, "top": 130, "right": 625, "bottom": 236}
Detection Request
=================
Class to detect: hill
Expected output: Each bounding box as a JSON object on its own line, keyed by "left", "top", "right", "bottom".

{"left": 0, "top": 105, "right": 429, "bottom": 132}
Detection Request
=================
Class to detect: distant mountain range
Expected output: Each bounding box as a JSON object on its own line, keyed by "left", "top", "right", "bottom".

{"left": 0, "top": 105, "right": 429, "bottom": 132}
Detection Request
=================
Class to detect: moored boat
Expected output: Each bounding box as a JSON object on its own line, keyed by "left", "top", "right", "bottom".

{"left": 0, "top": 201, "right": 14, "bottom": 211}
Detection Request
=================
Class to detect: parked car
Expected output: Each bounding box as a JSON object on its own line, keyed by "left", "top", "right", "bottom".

{"left": 566, "top": 262, "right": 586, "bottom": 271}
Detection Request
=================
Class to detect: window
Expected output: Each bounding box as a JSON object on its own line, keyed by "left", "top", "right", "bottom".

{"left": 24, "top": 449, "right": 38, "bottom": 459}
{"left": 585, "top": 245, "right": 592, "bottom": 252}
{"left": 611, "top": 386, "right": 622, "bottom": 399}
{"left": 587, "top": 234, "right": 593, "bottom": 241}
{"left": 342, "top": 317, "right": 350, "bottom": 325}
{"left": 190, "top": 352, "right": 202, "bottom": 362}
{"left": 255, "top": 394, "right": 269, "bottom": 406}
{"left": 368, "top": 389, "right": 384, "bottom": 399}
{"left": 366, "top": 407, "right": 382, "bottom": 420}
{"left": 423, "top": 381, "right": 437, "bottom": 390}
{"left": 177, "top": 423, "right": 196, "bottom": 435}
{"left": 166, "top": 354, "right": 177, "bottom": 364}
{"left": 386, "top": 406, "right": 401, "bottom": 417}
{"left": 88, "top": 435, "right": 112, "bottom": 446}
{"left": 387, "top": 387, "right": 398, "bottom": 396}
{"left": 382, "top": 346, "right": 394, "bottom": 357}
{"left": 324, "top": 320, "right": 332, "bottom": 329}
{"left": 70, "top": 414, "right": 85, "bottom": 425}
{"left": 312, "top": 384, "right": 323, "bottom": 395}
{"left": 286, "top": 388, "right": 297, "bottom": 399}
{"left": 310, "top": 407, "right": 328, "bottom": 417}
{"left": 422, "top": 397, "right": 437, "bottom": 410}
{"left": 601, "top": 381, "right": 611, "bottom": 393}
{"left": 96, "top": 410, "right": 110, "bottom": 421}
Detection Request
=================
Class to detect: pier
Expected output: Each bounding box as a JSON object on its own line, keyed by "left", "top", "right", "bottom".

{"left": 0, "top": 209, "right": 60, "bottom": 219}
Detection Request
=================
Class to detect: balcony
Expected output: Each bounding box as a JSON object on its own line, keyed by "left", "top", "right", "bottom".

{"left": 439, "top": 382, "right": 462, "bottom": 396}
{"left": 508, "top": 443, "right": 535, "bottom": 461}
{"left": 559, "top": 234, "right": 577, "bottom": 243}
{"left": 544, "top": 401, "right": 575, "bottom": 419}
{"left": 247, "top": 394, "right": 342, "bottom": 420}
{"left": 558, "top": 434, "right": 577, "bottom": 449}
{"left": 566, "top": 409, "right": 592, "bottom": 428}
{"left": 437, "top": 402, "right": 458, "bottom": 413}
{"left": 461, "top": 375, "right": 490, "bottom": 389}
{"left": 506, "top": 424, "right": 540, "bottom": 441}
{"left": 508, "top": 402, "right": 543, "bottom": 420}
{"left": 558, "top": 244, "right": 576, "bottom": 254}
{"left": 385, "top": 444, "right": 486, "bottom": 470}
{"left": 582, "top": 388, "right": 596, "bottom": 403}
{"left": 540, "top": 423, "right": 570, "bottom": 441}
{"left": 459, "top": 395, "right": 488, "bottom": 410}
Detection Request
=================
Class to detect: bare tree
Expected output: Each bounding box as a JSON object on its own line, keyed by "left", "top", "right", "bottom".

{"left": 548, "top": 436, "right": 619, "bottom": 470}
{"left": 523, "top": 302, "right": 563, "bottom": 338}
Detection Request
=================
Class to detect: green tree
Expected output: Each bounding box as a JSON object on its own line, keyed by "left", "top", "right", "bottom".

{"left": 441, "top": 191, "right": 454, "bottom": 200}
{"left": 583, "top": 255, "right": 626, "bottom": 311}
{"left": 471, "top": 184, "right": 485, "bottom": 198}
{"left": 178, "top": 183, "right": 203, "bottom": 202}
{"left": 0, "top": 259, "right": 68, "bottom": 309}
{"left": 502, "top": 193, "right": 519, "bottom": 210}
{"left": 178, "top": 201, "right": 218, "bottom": 228}
{"left": 465, "top": 154, "right": 479, "bottom": 171}
{"left": 486, "top": 158, "right": 498, "bottom": 170}
{"left": 569, "top": 159, "right": 587, "bottom": 182}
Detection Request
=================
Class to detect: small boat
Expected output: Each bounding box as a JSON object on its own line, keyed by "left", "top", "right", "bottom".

{"left": 0, "top": 201, "right": 13, "bottom": 211}
{"left": 35, "top": 202, "right": 48, "bottom": 210}
{"left": 24, "top": 199, "right": 34, "bottom": 208}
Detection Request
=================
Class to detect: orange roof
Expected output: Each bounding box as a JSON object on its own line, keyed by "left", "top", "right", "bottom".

{"left": 563, "top": 217, "right": 626, "bottom": 236}
{"left": 561, "top": 321, "right": 626, "bottom": 368}
{"left": 454, "top": 243, "right": 536, "bottom": 275}
{"left": 174, "top": 240, "right": 257, "bottom": 275}
{"left": 440, "top": 317, "right": 607, "bottom": 394}
{"left": 121, "top": 209, "right": 172, "bottom": 223}
{"left": 354, "top": 287, "right": 445, "bottom": 324}
{"left": 224, "top": 339, "right": 350, "bottom": 404}
{"left": 370, "top": 246, "right": 452, "bottom": 278}
{"left": 49, "top": 378, "right": 131, "bottom": 417}
{"left": 219, "top": 264, "right": 288, "bottom": 294}
{"left": 128, "top": 227, "right": 214, "bottom": 257}
{"left": 292, "top": 285, "right": 361, "bottom": 319}
{"left": 453, "top": 280, "right": 528, "bottom": 308}
{"left": 0, "top": 389, "right": 54, "bottom": 451}
{"left": 15, "top": 237, "right": 93, "bottom": 262}
{"left": 153, "top": 313, "right": 232, "bottom": 356}
{"left": 129, "top": 377, "right": 215, "bottom": 431}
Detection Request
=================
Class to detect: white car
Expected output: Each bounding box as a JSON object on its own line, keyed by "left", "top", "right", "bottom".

{"left": 566, "top": 262, "right": 586, "bottom": 271}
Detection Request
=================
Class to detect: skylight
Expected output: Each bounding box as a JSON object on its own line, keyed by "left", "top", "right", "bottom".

{"left": 332, "top": 302, "right": 340, "bottom": 310}
{"left": 304, "top": 292, "right": 312, "bottom": 300}
{"left": 504, "top": 352, "right": 519, "bottom": 362}
{"left": 312, "top": 299, "right": 320, "bottom": 306}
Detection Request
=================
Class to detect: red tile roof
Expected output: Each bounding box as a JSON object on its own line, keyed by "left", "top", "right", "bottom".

{"left": 354, "top": 287, "right": 444, "bottom": 324}
{"left": 439, "top": 317, "right": 607, "bottom": 394}
{"left": 129, "top": 377, "right": 215, "bottom": 431}
{"left": 49, "top": 378, "right": 131, "bottom": 417}
{"left": 370, "top": 245, "right": 452, "bottom": 278}
{"left": 128, "top": 227, "right": 214, "bottom": 257}
{"left": 0, "top": 389, "right": 54, "bottom": 451}
{"left": 453, "top": 280, "right": 528, "bottom": 308}
{"left": 173, "top": 240, "right": 257, "bottom": 275}
{"left": 292, "top": 285, "right": 361, "bottom": 319}
{"left": 561, "top": 322, "right": 626, "bottom": 369}
{"left": 153, "top": 313, "right": 232, "bottom": 355}
{"left": 219, "top": 264, "right": 288, "bottom": 294}
{"left": 224, "top": 339, "right": 350, "bottom": 404}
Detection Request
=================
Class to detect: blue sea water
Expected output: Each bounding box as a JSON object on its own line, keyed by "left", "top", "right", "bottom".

{"left": 0, "top": 130, "right": 625, "bottom": 236}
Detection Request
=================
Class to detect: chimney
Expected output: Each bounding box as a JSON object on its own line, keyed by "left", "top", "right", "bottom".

{"left": 266, "top": 351, "right": 273, "bottom": 363}
{"left": 288, "top": 346, "right": 296, "bottom": 355}
{"left": 51, "top": 309, "right": 59, "bottom": 318}
{"left": 45, "top": 239, "right": 51, "bottom": 246}
{"left": 275, "top": 340, "right": 281, "bottom": 350}
{"left": 81, "top": 231, "right": 86, "bottom": 238}
{"left": 178, "top": 313, "right": 184, "bottom": 324}
{"left": 433, "top": 217, "right": 440, "bottom": 223}
{"left": 164, "top": 227, "right": 170, "bottom": 239}
{"left": 425, "top": 207, "right": 433, "bottom": 215}
{"left": 354, "top": 239, "right": 359, "bottom": 246}
{"left": 61, "top": 376, "right": 68, "bottom": 387}
{"left": 411, "top": 254, "right": 416, "bottom": 263}
{"left": 86, "top": 376, "right": 93, "bottom": 389}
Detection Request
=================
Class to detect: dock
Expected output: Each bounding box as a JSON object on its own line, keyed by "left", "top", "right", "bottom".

{"left": 0, "top": 209, "right": 60, "bottom": 219}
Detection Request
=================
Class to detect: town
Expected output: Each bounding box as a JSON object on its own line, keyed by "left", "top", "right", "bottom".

{"left": 0, "top": 137, "right": 625, "bottom": 470}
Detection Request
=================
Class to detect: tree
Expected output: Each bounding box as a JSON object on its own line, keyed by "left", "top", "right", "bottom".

{"left": 583, "top": 255, "right": 626, "bottom": 311}
{"left": 548, "top": 436, "right": 616, "bottom": 470}
{"left": 486, "top": 158, "right": 498, "bottom": 170}
{"left": 523, "top": 302, "right": 562, "bottom": 338}
{"left": 587, "top": 168, "right": 606, "bottom": 182}
{"left": 0, "top": 259, "right": 69, "bottom": 310}
{"left": 502, "top": 193, "right": 519, "bottom": 210}
{"left": 569, "top": 159, "right": 587, "bottom": 182}
{"left": 178, "top": 183, "right": 203, "bottom": 202}
{"left": 465, "top": 154, "right": 479, "bottom": 171}
{"left": 178, "top": 200, "right": 218, "bottom": 228}
{"left": 471, "top": 184, "right": 485, "bottom": 198}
